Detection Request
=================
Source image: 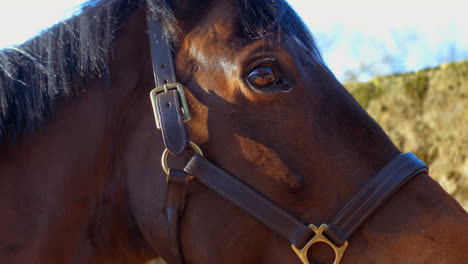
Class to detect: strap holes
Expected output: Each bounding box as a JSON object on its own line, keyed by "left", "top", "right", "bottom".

{"left": 164, "top": 80, "right": 169, "bottom": 84}
{"left": 161, "top": 64, "right": 165, "bottom": 69}
{"left": 166, "top": 102, "right": 171, "bottom": 108}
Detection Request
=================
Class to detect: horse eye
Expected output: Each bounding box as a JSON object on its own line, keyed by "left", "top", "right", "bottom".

{"left": 247, "top": 65, "right": 279, "bottom": 88}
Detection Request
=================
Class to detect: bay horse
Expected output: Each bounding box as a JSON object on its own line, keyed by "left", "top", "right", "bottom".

{"left": 0, "top": 0, "right": 466, "bottom": 263}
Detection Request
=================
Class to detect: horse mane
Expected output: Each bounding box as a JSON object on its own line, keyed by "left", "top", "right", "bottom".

{"left": 0, "top": 0, "right": 322, "bottom": 142}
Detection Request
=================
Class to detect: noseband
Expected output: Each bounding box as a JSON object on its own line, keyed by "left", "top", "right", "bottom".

{"left": 146, "top": 5, "right": 428, "bottom": 264}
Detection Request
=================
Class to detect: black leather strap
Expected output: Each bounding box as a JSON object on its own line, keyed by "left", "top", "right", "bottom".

{"left": 184, "top": 153, "right": 428, "bottom": 250}
{"left": 324, "top": 152, "right": 428, "bottom": 246}
{"left": 147, "top": 5, "right": 190, "bottom": 263}
{"left": 157, "top": 90, "right": 189, "bottom": 155}
{"left": 147, "top": 3, "right": 189, "bottom": 155}
{"left": 165, "top": 169, "right": 191, "bottom": 264}
{"left": 184, "top": 153, "right": 315, "bottom": 248}
{"left": 147, "top": 1, "right": 176, "bottom": 87}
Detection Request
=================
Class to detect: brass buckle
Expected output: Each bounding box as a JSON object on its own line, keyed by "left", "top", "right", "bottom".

{"left": 291, "top": 224, "right": 348, "bottom": 264}
{"left": 150, "top": 83, "right": 191, "bottom": 130}
{"left": 161, "top": 141, "right": 203, "bottom": 175}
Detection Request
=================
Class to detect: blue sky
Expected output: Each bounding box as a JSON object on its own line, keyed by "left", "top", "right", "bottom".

{"left": 290, "top": 0, "right": 468, "bottom": 81}
{"left": 1, "top": 0, "right": 467, "bottom": 82}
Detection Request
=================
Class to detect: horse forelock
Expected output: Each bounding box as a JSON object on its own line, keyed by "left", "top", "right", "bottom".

{"left": 234, "top": 0, "right": 323, "bottom": 64}
{"left": 0, "top": 0, "right": 323, "bottom": 143}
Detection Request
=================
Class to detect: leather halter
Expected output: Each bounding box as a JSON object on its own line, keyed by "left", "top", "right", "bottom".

{"left": 146, "top": 4, "right": 428, "bottom": 264}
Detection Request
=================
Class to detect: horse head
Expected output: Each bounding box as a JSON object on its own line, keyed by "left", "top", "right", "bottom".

{"left": 0, "top": 0, "right": 466, "bottom": 263}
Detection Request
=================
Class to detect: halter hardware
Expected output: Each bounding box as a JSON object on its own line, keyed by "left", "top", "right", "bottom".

{"left": 150, "top": 83, "right": 191, "bottom": 130}
{"left": 292, "top": 224, "right": 348, "bottom": 264}
{"left": 161, "top": 141, "right": 203, "bottom": 175}
{"left": 145, "top": 3, "right": 428, "bottom": 264}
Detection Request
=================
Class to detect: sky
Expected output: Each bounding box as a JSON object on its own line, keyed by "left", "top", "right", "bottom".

{"left": 1, "top": 0, "right": 467, "bottom": 82}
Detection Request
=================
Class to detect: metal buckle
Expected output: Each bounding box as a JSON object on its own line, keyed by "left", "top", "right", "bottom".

{"left": 291, "top": 224, "right": 348, "bottom": 264}
{"left": 150, "top": 83, "right": 191, "bottom": 130}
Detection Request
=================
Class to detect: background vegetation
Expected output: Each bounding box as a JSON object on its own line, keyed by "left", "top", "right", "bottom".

{"left": 346, "top": 60, "right": 468, "bottom": 210}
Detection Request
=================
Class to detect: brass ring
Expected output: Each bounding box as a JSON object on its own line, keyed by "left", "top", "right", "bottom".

{"left": 291, "top": 224, "right": 348, "bottom": 264}
{"left": 161, "top": 141, "right": 203, "bottom": 175}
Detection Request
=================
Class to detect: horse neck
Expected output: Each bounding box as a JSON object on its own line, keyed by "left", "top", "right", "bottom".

{"left": 0, "top": 73, "right": 152, "bottom": 263}
{"left": 346, "top": 171, "right": 468, "bottom": 263}
{"left": 0, "top": 6, "right": 158, "bottom": 264}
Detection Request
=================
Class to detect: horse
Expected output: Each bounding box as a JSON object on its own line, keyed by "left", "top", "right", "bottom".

{"left": 0, "top": 0, "right": 467, "bottom": 263}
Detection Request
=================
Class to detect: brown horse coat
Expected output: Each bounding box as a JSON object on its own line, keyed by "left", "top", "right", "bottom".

{"left": 0, "top": 0, "right": 466, "bottom": 263}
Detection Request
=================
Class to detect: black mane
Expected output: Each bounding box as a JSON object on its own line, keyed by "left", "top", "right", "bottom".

{"left": 0, "top": 0, "right": 322, "bottom": 141}
{"left": 0, "top": 0, "right": 143, "bottom": 141}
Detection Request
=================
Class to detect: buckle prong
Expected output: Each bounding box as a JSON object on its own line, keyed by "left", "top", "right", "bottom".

{"left": 150, "top": 83, "right": 191, "bottom": 130}
{"left": 291, "top": 224, "right": 348, "bottom": 264}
